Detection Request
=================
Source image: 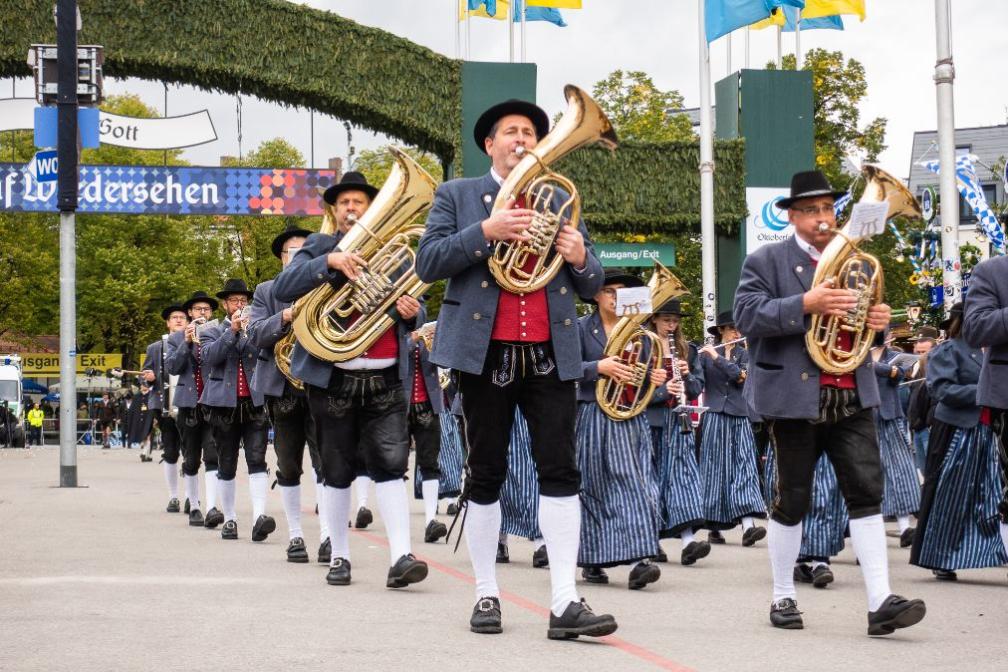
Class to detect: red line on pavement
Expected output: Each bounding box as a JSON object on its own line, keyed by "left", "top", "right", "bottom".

{"left": 352, "top": 529, "right": 696, "bottom": 672}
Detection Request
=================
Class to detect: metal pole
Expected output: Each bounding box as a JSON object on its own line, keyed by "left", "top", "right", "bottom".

{"left": 744, "top": 26, "right": 750, "bottom": 69}
{"left": 934, "top": 0, "right": 960, "bottom": 312}
{"left": 776, "top": 26, "right": 782, "bottom": 68}
{"left": 697, "top": 0, "right": 717, "bottom": 335}
{"left": 521, "top": 1, "right": 527, "bottom": 62}
{"left": 727, "top": 32, "right": 732, "bottom": 76}
{"left": 310, "top": 110, "right": 314, "bottom": 168}
{"left": 508, "top": 1, "right": 514, "bottom": 63}
{"left": 57, "top": 0, "right": 78, "bottom": 487}
{"left": 455, "top": 0, "right": 461, "bottom": 59}
{"left": 795, "top": 18, "right": 802, "bottom": 69}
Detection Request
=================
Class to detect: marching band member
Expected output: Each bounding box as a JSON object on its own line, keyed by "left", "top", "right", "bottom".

{"left": 697, "top": 311, "right": 766, "bottom": 546}
{"left": 647, "top": 299, "right": 710, "bottom": 566}
{"left": 907, "top": 327, "right": 939, "bottom": 475}
{"left": 248, "top": 223, "right": 328, "bottom": 563}
{"left": 142, "top": 303, "right": 188, "bottom": 513}
{"left": 415, "top": 98, "right": 616, "bottom": 638}
{"left": 962, "top": 254, "right": 1008, "bottom": 559}
{"left": 575, "top": 269, "right": 664, "bottom": 590}
{"left": 734, "top": 169, "right": 925, "bottom": 635}
{"left": 273, "top": 172, "right": 428, "bottom": 589}
{"left": 911, "top": 303, "right": 1008, "bottom": 578}
{"left": 166, "top": 290, "right": 221, "bottom": 528}
{"left": 870, "top": 339, "right": 919, "bottom": 548}
{"left": 199, "top": 278, "right": 275, "bottom": 543}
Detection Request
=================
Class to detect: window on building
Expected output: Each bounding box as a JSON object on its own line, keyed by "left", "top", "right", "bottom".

{"left": 959, "top": 183, "right": 998, "bottom": 222}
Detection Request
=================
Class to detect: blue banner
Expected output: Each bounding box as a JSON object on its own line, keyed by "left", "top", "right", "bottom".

{"left": 0, "top": 163, "right": 338, "bottom": 216}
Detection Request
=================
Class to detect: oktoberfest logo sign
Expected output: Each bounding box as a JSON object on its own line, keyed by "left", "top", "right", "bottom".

{"left": 0, "top": 163, "right": 338, "bottom": 216}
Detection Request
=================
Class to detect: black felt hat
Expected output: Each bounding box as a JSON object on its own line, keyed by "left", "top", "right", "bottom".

{"left": 473, "top": 99, "right": 550, "bottom": 154}
{"left": 321, "top": 171, "right": 379, "bottom": 205}
{"left": 160, "top": 304, "right": 187, "bottom": 321}
{"left": 654, "top": 298, "right": 690, "bottom": 317}
{"left": 586, "top": 268, "right": 644, "bottom": 305}
{"left": 775, "top": 170, "right": 848, "bottom": 209}
{"left": 182, "top": 291, "right": 219, "bottom": 312}
{"left": 911, "top": 325, "right": 939, "bottom": 341}
{"left": 707, "top": 310, "right": 736, "bottom": 336}
{"left": 271, "top": 222, "right": 312, "bottom": 259}
{"left": 939, "top": 302, "right": 963, "bottom": 332}
{"left": 215, "top": 278, "right": 254, "bottom": 300}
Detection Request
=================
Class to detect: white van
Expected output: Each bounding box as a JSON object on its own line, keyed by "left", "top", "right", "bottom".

{"left": 0, "top": 355, "right": 26, "bottom": 447}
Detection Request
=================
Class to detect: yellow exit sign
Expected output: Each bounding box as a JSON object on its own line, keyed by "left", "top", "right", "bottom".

{"left": 21, "top": 353, "right": 123, "bottom": 375}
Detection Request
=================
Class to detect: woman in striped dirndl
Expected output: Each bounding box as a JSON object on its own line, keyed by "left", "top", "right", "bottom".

{"left": 575, "top": 270, "right": 665, "bottom": 589}
{"left": 646, "top": 299, "right": 710, "bottom": 566}
{"left": 697, "top": 311, "right": 767, "bottom": 547}
{"left": 871, "top": 343, "right": 920, "bottom": 548}
{"left": 497, "top": 408, "right": 547, "bottom": 567}
{"left": 765, "top": 446, "right": 849, "bottom": 588}
{"left": 413, "top": 376, "right": 464, "bottom": 506}
{"left": 911, "top": 304, "right": 1008, "bottom": 579}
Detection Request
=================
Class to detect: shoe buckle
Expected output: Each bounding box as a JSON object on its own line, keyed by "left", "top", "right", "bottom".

{"left": 477, "top": 598, "right": 496, "bottom": 612}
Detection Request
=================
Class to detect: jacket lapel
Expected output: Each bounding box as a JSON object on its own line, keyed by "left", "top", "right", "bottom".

{"left": 480, "top": 172, "right": 500, "bottom": 217}
{"left": 587, "top": 312, "right": 607, "bottom": 352}
{"left": 787, "top": 236, "right": 814, "bottom": 292}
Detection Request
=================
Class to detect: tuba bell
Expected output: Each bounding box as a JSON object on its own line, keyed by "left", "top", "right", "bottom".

{"left": 806, "top": 165, "right": 922, "bottom": 375}
{"left": 488, "top": 85, "right": 618, "bottom": 294}
{"left": 292, "top": 148, "right": 438, "bottom": 363}
{"left": 596, "top": 263, "right": 689, "bottom": 421}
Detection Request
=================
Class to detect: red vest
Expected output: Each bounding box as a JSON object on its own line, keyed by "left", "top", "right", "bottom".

{"left": 411, "top": 347, "right": 429, "bottom": 403}
{"left": 489, "top": 194, "right": 551, "bottom": 343}
{"left": 362, "top": 326, "right": 399, "bottom": 360}
{"left": 810, "top": 257, "right": 856, "bottom": 389}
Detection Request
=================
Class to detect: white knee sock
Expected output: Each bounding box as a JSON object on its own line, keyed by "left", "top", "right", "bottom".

{"left": 249, "top": 472, "right": 268, "bottom": 520}
{"left": 374, "top": 479, "right": 412, "bottom": 564}
{"left": 219, "top": 477, "right": 237, "bottom": 522}
{"left": 279, "top": 485, "right": 302, "bottom": 539}
{"left": 742, "top": 516, "right": 755, "bottom": 530}
{"left": 465, "top": 501, "right": 501, "bottom": 600}
{"left": 354, "top": 475, "right": 371, "bottom": 509}
{"left": 184, "top": 474, "right": 201, "bottom": 511}
{"left": 538, "top": 495, "right": 581, "bottom": 617}
{"left": 324, "top": 485, "right": 351, "bottom": 563}
{"left": 849, "top": 514, "right": 892, "bottom": 612}
{"left": 680, "top": 529, "right": 695, "bottom": 547}
{"left": 163, "top": 462, "right": 179, "bottom": 499}
{"left": 897, "top": 515, "right": 911, "bottom": 533}
{"left": 317, "top": 482, "right": 330, "bottom": 542}
{"left": 1001, "top": 523, "right": 1008, "bottom": 557}
{"left": 205, "top": 469, "right": 218, "bottom": 510}
{"left": 768, "top": 519, "right": 803, "bottom": 602}
{"left": 422, "top": 479, "right": 439, "bottom": 524}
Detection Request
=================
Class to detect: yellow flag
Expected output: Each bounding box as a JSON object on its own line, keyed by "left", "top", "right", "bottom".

{"left": 802, "top": 0, "right": 865, "bottom": 21}
{"left": 458, "top": 0, "right": 509, "bottom": 22}
{"left": 750, "top": 10, "right": 786, "bottom": 30}
{"left": 527, "top": 1, "right": 582, "bottom": 8}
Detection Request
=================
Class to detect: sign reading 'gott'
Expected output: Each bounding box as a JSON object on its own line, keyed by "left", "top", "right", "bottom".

{"left": 21, "top": 353, "right": 122, "bottom": 375}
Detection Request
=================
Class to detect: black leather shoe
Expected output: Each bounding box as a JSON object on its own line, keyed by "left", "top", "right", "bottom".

{"left": 547, "top": 599, "right": 618, "bottom": 640}
{"left": 317, "top": 537, "right": 331, "bottom": 564}
{"left": 742, "top": 526, "right": 767, "bottom": 547}
{"left": 188, "top": 508, "right": 204, "bottom": 527}
{"left": 770, "top": 598, "right": 803, "bottom": 629}
{"left": 424, "top": 519, "right": 448, "bottom": 543}
{"left": 251, "top": 515, "right": 276, "bottom": 542}
{"left": 447, "top": 502, "right": 459, "bottom": 516}
{"left": 532, "top": 544, "right": 549, "bottom": 568}
{"left": 166, "top": 497, "right": 180, "bottom": 513}
{"left": 581, "top": 566, "right": 609, "bottom": 584}
{"left": 655, "top": 545, "right": 668, "bottom": 563}
{"left": 286, "top": 537, "right": 309, "bottom": 563}
{"left": 387, "top": 554, "right": 428, "bottom": 588}
{"left": 326, "top": 558, "right": 351, "bottom": 586}
{"left": 354, "top": 506, "right": 373, "bottom": 529}
{"left": 681, "top": 540, "right": 711, "bottom": 566}
{"left": 933, "top": 569, "right": 957, "bottom": 581}
{"left": 794, "top": 563, "right": 814, "bottom": 584}
{"left": 708, "top": 529, "right": 726, "bottom": 544}
{"left": 812, "top": 564, "right": 834, "bottom": 588}
{"left": 628, "top": 560, "right": 660, "bottom": 590}
{"left": 184, "top": 498, "right": 190, "bottom": 514}
{"left": 470, "top": 596, "right": 503, "bottom": 634}
{"left": 867, "top": 594, "right": 926, "bottom": 636}
{"left": 221, "top": 520, "right": 238, "bottom": 540}
{"left": 496, "top": 542, "right": 510, "bottom": 564}
{"left": 204, "top": 507, "right": 224, "bottom": 529}
{"left": 899, "top": 527, "right": 915, "bottom": 548}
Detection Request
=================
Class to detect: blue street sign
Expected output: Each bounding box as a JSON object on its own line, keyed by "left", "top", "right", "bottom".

{"left": 32, "top": 150, "right": 59, "bottom": 182}
{"left": 34, "top": 106, "right": 101, "bottom": 149}
{"left": 929, "top": 285, "right": 944, "bottom": 308}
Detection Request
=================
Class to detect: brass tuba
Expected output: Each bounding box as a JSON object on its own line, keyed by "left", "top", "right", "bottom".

{"left": 806, "top": 165, "right": 922, "bottom": 375}
{"left": 488, "top": 85, "right": 618, "bottom": 294}
{"left": 292, "top": 148, "right": 438, "bottom": 363}
{"left": 596, "top": 263, "right": 689, "bottom": 421}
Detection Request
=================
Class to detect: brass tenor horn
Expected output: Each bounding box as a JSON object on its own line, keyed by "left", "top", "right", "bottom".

{"left": 488, "top": 85, "right": 617, "bottom": 294}
{"left": 806, "top": 165, "right": 922, "bottom": 375}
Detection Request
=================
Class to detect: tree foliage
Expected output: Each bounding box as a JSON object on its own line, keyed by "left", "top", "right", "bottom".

{"left": 590, "top": 70, "right": 696, "bottom": 143}
{"left": 353, "top": 146, "right": 444, "bottom": 188}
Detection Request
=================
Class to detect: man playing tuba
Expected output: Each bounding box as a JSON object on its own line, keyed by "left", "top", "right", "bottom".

{"left": 734, "top": 169, "right": 926, "bottom": 636}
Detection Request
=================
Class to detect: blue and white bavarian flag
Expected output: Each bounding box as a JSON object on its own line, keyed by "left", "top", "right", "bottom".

{"left": 922, "top": 154, "right": 1006, "bottom": 255}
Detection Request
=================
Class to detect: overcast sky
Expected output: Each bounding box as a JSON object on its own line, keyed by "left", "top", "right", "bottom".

{"left": 5, "top": 0, "right": 1006, "bottom": 179}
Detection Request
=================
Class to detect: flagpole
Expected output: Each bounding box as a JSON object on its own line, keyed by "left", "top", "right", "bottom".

{"left": 727, "top": 31, "right": 732, "bottom": 76}
{"left": 508, "top": 0, "right": 514, "bottom": 63}
{"left": 455, "top": 0, "right": 461, "bottom": 59}
{"left": 795, "top": 16, "right": 802, "bottom": 68}
{"left": 521, "top": 1, "right": 527, "bottom": 62}
{"left": 697, "top": 0, "right": 717, "bottom": 336}
{"left": 467, "top": 10, "right": 471, "bottom": 60}
{"left": 776, "top": 25, "right": 782, "bottom": 68}
{"left": 934, "top": 0, "right": 961, "bottom": 312}
{"left": 744, "top": 27, "right": 750, "bottom": 68}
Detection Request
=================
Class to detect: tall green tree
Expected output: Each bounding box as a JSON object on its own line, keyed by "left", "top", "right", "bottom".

{"left": 591, "top": 70, "right": 695, "bottom": 143}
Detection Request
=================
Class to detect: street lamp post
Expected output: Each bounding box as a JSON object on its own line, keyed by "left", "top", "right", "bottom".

{"left": 934, "top": 0, "right": 960, "bottom": 314}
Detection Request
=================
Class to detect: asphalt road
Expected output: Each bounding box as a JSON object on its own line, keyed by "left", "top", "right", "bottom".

{"left": 1, "top": 446, "right": 1005, "bottom": 672}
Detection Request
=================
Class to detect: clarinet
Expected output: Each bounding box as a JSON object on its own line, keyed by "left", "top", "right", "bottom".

{"left": 665, "top": 335, "right": 693, "bottom": 435}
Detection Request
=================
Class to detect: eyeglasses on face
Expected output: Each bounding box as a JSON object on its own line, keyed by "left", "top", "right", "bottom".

{"left": 791, "top": 204, "right": 836, "bottom": 217}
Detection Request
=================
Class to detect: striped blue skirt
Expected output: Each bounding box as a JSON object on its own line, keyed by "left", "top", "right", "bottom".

{"left": 698, "top": 411, "right": 767, "bottom": 529}
{"left": 876, "top": 416, "right": 921, "bottom": 517}
{"left": 765, "top": 448, "right": 849, "bottom": 560}
{"left": 413, "top": 411, "right": 465, "bottom": 499}
{"left": 499, "top": 409, "right": 542, "bottom": 540}
{"left": 652, "top": 408, "right": 705, "bottom": 538}
{"left": 914, "top": 423, "right": 1008, "bottom": 570}
{"left": 576, "top": 403, "right": 660, "bottom": 567}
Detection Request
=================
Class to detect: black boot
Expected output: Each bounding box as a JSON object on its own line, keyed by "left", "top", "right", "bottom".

{"left": 166, "top": 497, "right": 180, "bottom": 513}
{"left": 326, "top": 558, "right": 351, "bottom": 586}
{"left": 681, "top": 540, "right": 711, "bottom": 566}
{"left": 708, "top": 529, "right": 726, "bottom": 544}
{"left": 386, "top": 554, "right": 428, "bottom": 588}
{"left": 204, "top": 507, "right": 224, "bottom": 529}
{"left": 899, "top": 527, "right": 915, "bottom": 548}
{"left": 354, "top": 506, "right": 373, "bottom": 529}
{"left": 286, "top": 537, "right": 309, "bottom": 563}
{"left": 447, "top": 502, "right": 459, "bottom": 516}
{"left": 867, "top": 594, "right": 926, "bottom": 636}
{"left": 581, "top": 566, "right": 609, "bottom": 584}
{"left": 811, "top": 564, "right": 834, "bottom": 588}
{"left": 532, "top": 544, "right": 549, "bottom": 568}
{"left": 317, "top": 537, "right": 331, "bottom": 564}
{"left": 547, "top": 599, "right": 618, "bottom": 640}
{"left": 424, "top": 519, "right": 448, "bottom": 543}
{"left": 496, "top": 542, "right": 510, "bottom": 564}
{"left": 251, "top": 515, "right": 276, "bottom": 542}
{"left": 742, "top": 526, "right": 767, "bottom": 547}
{"left": 470, "top": 597, "right": 503, "bottom": 634}
{"left": 221, "top": 520, "right": 238, "bottom": 540}
{"left": 770, "top": 598, "right": 803, "bottom": 629}
{"left": 628, "top": 560, "right": 660, "bottom": 590}
{"left": 188, "top": 508, "right": 204, "bottom": 527}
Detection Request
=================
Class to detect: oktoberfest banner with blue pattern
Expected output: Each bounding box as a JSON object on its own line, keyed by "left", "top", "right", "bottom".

{"left": 0, "top": 163, "right": 338, "bottom": 216}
